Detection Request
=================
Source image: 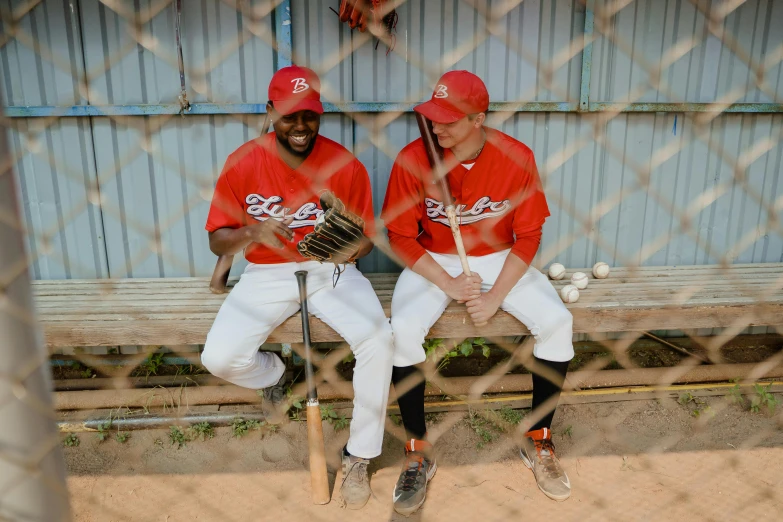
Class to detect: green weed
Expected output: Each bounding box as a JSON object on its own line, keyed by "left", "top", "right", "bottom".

{"left": 188, "top": 422, "right": 215, "bottom": 441}
{"left": 63, "top": 434, "right": 80, "bottom": 447}
{"left": 96, "top": 421, "right": 112, "bottom": 442}
{"left": 231, "top": 417, "right": 263, "bottom": 438}
{"left": 169, "top": 426, "right": 188, "bottom": 448}
{"left": 750, "top": 383, "right": 779, "bottom": 415}
{"left": 320, "top": 404, "right": 349, "bottom": 431}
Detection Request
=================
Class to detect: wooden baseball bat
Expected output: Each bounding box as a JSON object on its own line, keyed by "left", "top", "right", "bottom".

{"left": 209, "top": 112, "right": 274, "bottom": 294}
{"left": 295, "top": 270, "right": 331, "bottom": 505}
{"left": 415, "top": 112, "right": 472, "bottom": 276}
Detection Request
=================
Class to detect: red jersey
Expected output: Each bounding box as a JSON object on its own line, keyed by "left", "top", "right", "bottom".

{"left": 381, "top": 127, "right": 549, "bottom": 267}
{"left": 206, "top": 133, "right": 375, "bottom": 264}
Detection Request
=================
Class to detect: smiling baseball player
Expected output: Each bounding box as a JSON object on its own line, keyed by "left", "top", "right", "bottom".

{"left": 202, "top": 65, "right": 393, "bottom": 509}
{"left": 381, "top": 71, "right": 575, "bottom": 515}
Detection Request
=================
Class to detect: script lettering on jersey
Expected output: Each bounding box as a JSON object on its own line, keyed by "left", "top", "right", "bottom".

{"left": 245, "top": 194, "right": 323, "bottom": 228}
{"left": 425, "top": 196, "right": 511, "bottom": 226}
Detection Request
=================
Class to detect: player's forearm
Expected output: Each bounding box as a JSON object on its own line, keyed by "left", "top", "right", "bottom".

{"left": 487, "top": 252, "right": 529, "bottom": 301}
{"left": 208, "top": 228, "right": 253, "bottom": 256}
{"left": 411, "top": 253, "right": 453, "bottom": 290}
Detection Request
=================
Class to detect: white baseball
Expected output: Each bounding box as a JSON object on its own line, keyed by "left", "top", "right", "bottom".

{"left": 548, "top": 263, "right": 566, "bottom": 280}
{"left": 592, "top": 261, "right": 610, "bottom": 279}
{"left": 560, "top": 284, "right": 580, "bottom": 303}
{"left": 571, "top": 271, "right": 589, "bottom": 289}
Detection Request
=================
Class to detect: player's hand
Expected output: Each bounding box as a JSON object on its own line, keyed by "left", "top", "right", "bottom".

{"left": 465, "top": 291, "right": 503, "bottom": 327}
{"left": 245, "top": 216, "right": 294, "bottom": 249}
{"left": 442, "top": 273, "right": 483, "bottom": 303}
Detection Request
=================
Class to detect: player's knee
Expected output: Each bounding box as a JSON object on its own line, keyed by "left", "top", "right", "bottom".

{"left": 391, "top": 316, "right": 426, "bottom": 352}
{"left": 200, "top": 344, "right": 235, "bottom": 379}
{"left": 537, "top": 305, "right": 573, "bottom": 342}
{"left": 350, "top": 319, "right": 394, "bottom": 361}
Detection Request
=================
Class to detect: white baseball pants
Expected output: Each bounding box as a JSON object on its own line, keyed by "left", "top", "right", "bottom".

{"left": 201, "top": 261, "right": 394, "bottom": 459}
{"left": 391, "top": 250, "right": 575, "bottom": 367}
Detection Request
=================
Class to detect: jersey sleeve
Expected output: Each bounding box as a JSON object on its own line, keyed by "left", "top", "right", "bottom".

{"left": 510, "top": 148, "right": 550, "bottom": 265}
{"left": 381, "top": 148, "right": 427, "bottom": 267}
{"left": 205, "top": 162, "right": 246, "bottom": 232}
{"left": 348, "top": 160, "right": 377, "bottom": 238}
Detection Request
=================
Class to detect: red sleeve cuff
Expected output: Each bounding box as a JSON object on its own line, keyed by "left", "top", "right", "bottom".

{"left": 510, "top": 233, "right": 541, "bottom": 266}
{"left": 388, "top": 230, "right": 427, "bottom": 268}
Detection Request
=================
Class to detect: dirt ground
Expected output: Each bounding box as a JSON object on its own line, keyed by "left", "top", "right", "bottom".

{"left": 64, "top": 394, "right": 783, "bottom": 522}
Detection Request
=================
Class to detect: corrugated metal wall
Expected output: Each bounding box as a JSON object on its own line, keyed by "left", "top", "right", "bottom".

{"left": 2, "top": 1, "right": 782, "bottom": 340}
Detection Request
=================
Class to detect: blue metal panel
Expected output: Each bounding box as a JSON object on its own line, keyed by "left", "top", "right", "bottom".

{"left": 590, "top": 0, "right": 783, "bottom": 104}
{"left": 8, "top": 118, "right": 109, "bottom": 279}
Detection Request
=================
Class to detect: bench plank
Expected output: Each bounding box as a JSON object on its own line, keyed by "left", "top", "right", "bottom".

{"left": 33, "top": 264, "right": 783, "bottom": 347}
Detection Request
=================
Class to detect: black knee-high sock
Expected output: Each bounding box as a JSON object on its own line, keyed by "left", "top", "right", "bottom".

{"left": 391, "top": 365, "right": 427, "bottom": 440}
{"left": 530, "top": 357, "right": 571, "bottom": 432}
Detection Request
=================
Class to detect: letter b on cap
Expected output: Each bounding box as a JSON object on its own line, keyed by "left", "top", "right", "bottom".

{"left": 291, "top": 78, "right": 309, "bottom": 94}
{"left": 434, "top": 84, "right": 448, "bottom": 99}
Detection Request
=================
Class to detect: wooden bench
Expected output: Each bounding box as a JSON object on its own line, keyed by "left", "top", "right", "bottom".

{"left": 33, "top": 264, "right": 783, "bottom": 348}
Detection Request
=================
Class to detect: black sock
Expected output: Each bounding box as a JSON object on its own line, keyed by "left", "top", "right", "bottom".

{"left": 391, "top": 365, "right": 427, "bottom": 440}
{"left": 530, "top": 357, "right": 571, "bottom": 432}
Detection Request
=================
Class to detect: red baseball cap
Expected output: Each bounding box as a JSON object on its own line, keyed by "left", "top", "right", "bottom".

{"left": 414, "top": 71, "right": 490, "bottom": 124}
{"left": 268, "top": 65, "right": 324, "bottom": 116}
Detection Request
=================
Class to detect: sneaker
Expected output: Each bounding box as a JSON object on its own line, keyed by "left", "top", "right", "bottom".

{"left": 519, "top": 427, "right": 571, "bottom": 501}
{"left": 339, "top": 446, "right": 372, "bottom": 509}
{"left": 260, "top": 370, "right": 287, "bottom": 424}
{"left": 393, "top": 439, "right": 437, "bottom": 516}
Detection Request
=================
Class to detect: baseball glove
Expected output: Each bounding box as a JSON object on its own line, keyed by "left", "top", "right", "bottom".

{"left": 297, "top": 191, "right": 366, "bottom": 265}
{"left": 338, "top": 0, "right": 398, "bottom": 51}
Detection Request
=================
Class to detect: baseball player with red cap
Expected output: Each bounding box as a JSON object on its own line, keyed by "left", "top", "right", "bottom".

{"left": 381, "top": 70, "right": 575, "bottom": 515}
{"left": 202, "top": 65, "right": 393, "bottom": 510}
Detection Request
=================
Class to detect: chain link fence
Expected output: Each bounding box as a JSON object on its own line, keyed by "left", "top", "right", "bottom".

{"left": 1, "top": 0, "right": 782, "bottom": 520}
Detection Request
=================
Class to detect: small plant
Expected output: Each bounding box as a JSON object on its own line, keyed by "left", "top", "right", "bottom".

{"left": 169, "top": 426, "right": 188, "bottom": 448}
{"left": 692, "top": 406, "right": 715, "bottom": 419}
{"left": 467, "top": 410, "right": 501, "bottom": 449}
{"left": 287, "top": 388, "right": 306, "bottom": 421}
{"left": 425, "top": 412, "right": 445, "bottom": 424}
{"left": 562, "top": 425, "right": 574, "bottom": 438}
{"left": 498, "top": 406, "right": 524, "bottom": 426}
{"left": 727, "top": 379, "right": 745, "bottom": 405}
{"left": 188, "top": 421, "right": 215, "bottom": 441}
{"left": 389, "top": 414, "right": 403, "bottom": 426}
{"left": 80, "top": 367, "right": 94, "bottom": 378}
{"left": 96, "top": 421, "right": 112, "bottom": 442}
{"left": 231, "top": 417, "right": 262, "bottom": 438}
{"left": 424, "top": 337, "right": 490, "bottom": 371}
{"left": 139, "top": 352, "right": 166, "bottom": 377}
{"left": 63, "top": 434, "right": 80, "bottom": 447}
{"left": 320, "top": 404, "right": 350, "bottom": 431}
{"left": 678, "top": 392, "right": 696, "bottom": 406}
{"left": 750, "top": 383, "right": 779, "bottom": 415}
{"left": 115, "top": 432, "right": 130, "bottom": 443}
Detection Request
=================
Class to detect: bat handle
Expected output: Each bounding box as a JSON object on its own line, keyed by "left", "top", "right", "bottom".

{"left": 445, "top": 206, "right": 471, "bottom": 276}
{"left": 295, "top": 270, "right": 317, "bottom": 402}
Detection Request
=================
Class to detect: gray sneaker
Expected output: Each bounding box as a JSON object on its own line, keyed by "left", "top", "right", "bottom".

{"left": 519, "top": 427, "right": 571, "bottom": 501}
{"left": 393, "top": 439, "right": 437, "bottom": 516}
{"left": 260, "top": 371, "right": 287, "bottom": 424}
{"left": 340, "top": 447, "right": 372, "bottom": 509}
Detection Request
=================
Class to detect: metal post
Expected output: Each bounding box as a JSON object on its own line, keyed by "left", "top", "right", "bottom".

{"left": 274, "top": 0, "right": 293, "bottom": 69}
{"left": 0, "top": 102, "right": 72, "bottom": 519}
{"left": 579, "top": 0, "right": 595, "bottom": 112}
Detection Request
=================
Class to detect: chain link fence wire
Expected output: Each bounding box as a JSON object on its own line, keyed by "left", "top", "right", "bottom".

{"left": 1, "top": 0, "right": 782, "bottom": 519}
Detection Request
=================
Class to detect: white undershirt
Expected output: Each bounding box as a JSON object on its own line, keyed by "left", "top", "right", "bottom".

{"left": 462, "top": 163, "right": 475, "bottom": 170}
